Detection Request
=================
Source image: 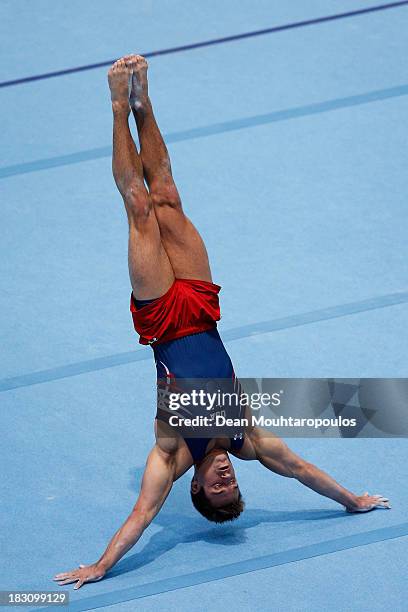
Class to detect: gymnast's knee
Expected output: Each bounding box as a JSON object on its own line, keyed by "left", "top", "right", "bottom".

{"left": 123, "top": 186, "right": 153, "bottom": 224}
{"left": 150, "top": 183, "right": 182, "bottom": 211}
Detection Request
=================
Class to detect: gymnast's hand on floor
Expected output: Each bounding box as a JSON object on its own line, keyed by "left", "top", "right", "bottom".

{"left": 53, "top": 563, "right": 106, "bottom": 589}
{"left": 345, "top": 492, "right": 391, "bottom": 513}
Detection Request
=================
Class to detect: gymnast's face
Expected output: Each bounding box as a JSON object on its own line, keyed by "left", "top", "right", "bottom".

{"left": 192, "top": 450, "right": 239, "bottom": 507}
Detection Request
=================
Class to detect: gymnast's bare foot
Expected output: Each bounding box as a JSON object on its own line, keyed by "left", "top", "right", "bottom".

{"left": 127, "top": 54, "right": 149, "bottom": 110}
{"left": 107, "top": 58, "right": 132, "bottom": 113}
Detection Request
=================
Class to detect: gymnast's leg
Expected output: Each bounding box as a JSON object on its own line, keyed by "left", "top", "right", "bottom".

{"left": 108, "top": 57, "right": 174, "bottom": 299}
{"left": 126, "top": 54, "right": 212, "bottom": 282}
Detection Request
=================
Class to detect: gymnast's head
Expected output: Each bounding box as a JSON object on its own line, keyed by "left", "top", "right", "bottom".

{"left": 190, "top": 449, "right": 244, "bottom": 523}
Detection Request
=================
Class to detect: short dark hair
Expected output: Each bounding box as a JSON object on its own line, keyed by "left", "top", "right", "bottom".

{"left": 191, "top": 486, "right": 245, "bottom": 523}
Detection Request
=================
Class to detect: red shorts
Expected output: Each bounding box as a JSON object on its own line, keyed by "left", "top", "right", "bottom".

{"left": 130, "top": 278, "right": 221, "bottom": 345}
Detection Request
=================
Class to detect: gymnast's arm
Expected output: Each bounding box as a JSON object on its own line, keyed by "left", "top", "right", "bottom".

{"left": 247, "top": 427, "right": 390, "bottom": 512}
{"left": 96, "top": 445, "right": 177, "bottom": 571}
{"left": 54, "top": 444, "right": 188, "bottom": 589}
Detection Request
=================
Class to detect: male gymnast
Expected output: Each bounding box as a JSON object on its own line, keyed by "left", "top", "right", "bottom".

{"left": 54, "top": 55, "right": 390, "bottom": 589}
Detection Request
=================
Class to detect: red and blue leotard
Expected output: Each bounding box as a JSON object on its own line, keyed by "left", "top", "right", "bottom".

{"left": 130, "top": 279, "right": 245, "bottom": 461}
